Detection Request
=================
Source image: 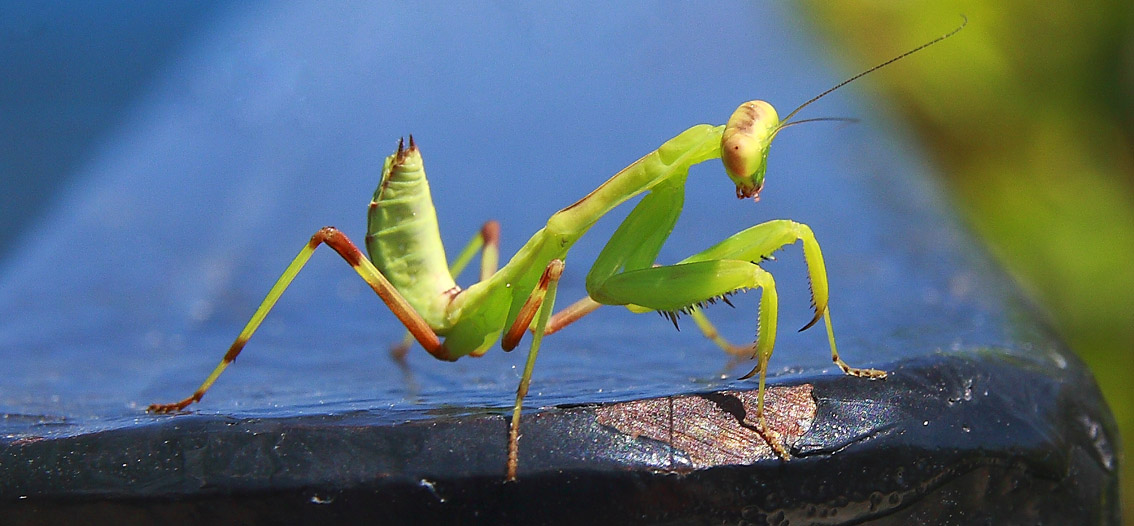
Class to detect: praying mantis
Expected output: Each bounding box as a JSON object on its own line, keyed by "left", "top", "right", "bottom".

{"left": 148, "top": 19, "right": 965, "bottom": 481}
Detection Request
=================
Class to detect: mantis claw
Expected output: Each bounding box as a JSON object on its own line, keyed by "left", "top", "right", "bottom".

{"left": 798, "top": 309, "right": 823, "bottom": 332}
{"left": 738, "top": 361, "right": 761, "bottom": 381}
{"left": 146, "top": 397, "right": 196, "bottom": 414}
{"left": 752, "top": 417, "right": 791, "bottom": 460}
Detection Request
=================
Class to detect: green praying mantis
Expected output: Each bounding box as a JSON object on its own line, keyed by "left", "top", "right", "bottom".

{"left": 148, "top": 20, "right": 965, "bottom": 481}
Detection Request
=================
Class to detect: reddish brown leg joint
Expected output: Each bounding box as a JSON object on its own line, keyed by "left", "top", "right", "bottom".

{"left": 501, "top": 260, "right": 565, "bottom": 351}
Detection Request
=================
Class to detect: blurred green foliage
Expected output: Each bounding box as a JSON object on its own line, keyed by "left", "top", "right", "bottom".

{"left": 800, "top": 1, "right": 1134, "bottom": 519}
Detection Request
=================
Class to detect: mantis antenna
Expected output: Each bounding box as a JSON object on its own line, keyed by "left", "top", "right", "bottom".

{"left": 775, "top": 117, "right": 859, "bottom": 132}
{"left": 779, "top": 16, "right": 968, "bottom": 127}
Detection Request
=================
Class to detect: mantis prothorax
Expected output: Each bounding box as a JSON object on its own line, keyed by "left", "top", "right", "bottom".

{"left": 149, "top": 19, "right": 966, "bottom": 480}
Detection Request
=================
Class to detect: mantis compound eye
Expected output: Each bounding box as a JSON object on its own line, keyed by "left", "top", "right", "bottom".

{"left": 722, "top": 100, "right": 779, "bottom": 200}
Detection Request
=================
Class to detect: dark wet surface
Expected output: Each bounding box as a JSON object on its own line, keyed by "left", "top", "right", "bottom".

{"left": 0, "top": 3, "right": 1120, "bottom": 524}
{"left": 2, "top": 353, "right": 1117, "bottom": 524}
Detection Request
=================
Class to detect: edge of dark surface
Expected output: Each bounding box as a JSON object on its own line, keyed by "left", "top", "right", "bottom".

{"left": 0, "top": 350, "right": 1120, "bottom": 525}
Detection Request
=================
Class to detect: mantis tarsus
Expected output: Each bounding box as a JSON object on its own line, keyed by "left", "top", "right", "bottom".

{"left": 148, "top": 19, "right": 966, "bottom": 481}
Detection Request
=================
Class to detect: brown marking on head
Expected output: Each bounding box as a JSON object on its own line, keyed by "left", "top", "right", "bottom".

{"left": 731, "top": 102, "right": 759, "bottom": 133}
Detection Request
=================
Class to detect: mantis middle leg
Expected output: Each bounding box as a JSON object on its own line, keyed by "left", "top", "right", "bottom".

{"left": 504, "top": 258, "right": 564, "bottom": 481}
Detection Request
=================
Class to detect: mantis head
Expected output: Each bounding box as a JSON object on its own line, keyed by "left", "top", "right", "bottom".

{"left": 721, "top": 100, "right": 780, "bottom": 201}
{"left": 719, "top": 17, "right": 967, "bottom": 203}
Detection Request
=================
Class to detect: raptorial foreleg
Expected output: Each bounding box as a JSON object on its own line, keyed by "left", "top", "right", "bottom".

{"left": 679, "top": 219, "right": 887, "bottom": 380}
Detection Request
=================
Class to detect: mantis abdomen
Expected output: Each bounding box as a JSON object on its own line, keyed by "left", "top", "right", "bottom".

{"left": 366, "top": 137, "right": 457, "bottom": 328}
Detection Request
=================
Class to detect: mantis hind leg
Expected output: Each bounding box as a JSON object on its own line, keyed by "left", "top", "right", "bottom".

{"left": 148, "top": 227, "right": 449, "bottom": 413}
